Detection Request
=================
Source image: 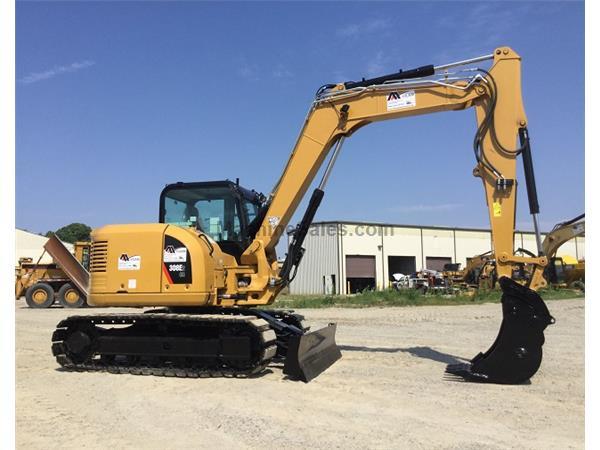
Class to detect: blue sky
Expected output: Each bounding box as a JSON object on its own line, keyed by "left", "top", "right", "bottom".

{"left": 17, "top": 1, "right": 584, "bottom": 247}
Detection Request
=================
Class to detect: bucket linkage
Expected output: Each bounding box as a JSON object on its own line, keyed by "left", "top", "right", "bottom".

{"left": 446, "top": 277, "right": 554, "bottom": 384}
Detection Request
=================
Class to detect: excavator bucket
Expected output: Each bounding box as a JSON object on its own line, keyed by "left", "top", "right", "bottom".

{"left": 446, "top": 277, "right": 554, "bottom": 384}
{"left": 283, "top": 323, "right": 341, "bottom": 382}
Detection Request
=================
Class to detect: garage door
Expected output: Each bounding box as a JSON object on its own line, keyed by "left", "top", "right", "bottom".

{"left": 346, "top": 255, "right": 376, "bottom": 278}
{"left": 426, "top": 256, "right": 452, "bottom": 272}
{"left": 388, "top": 256, "right": 416, "bottom": 277}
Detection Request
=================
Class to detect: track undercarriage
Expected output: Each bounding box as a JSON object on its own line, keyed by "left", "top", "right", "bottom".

{"left": 51, "top": 309, "right": 341, "bottom": 381}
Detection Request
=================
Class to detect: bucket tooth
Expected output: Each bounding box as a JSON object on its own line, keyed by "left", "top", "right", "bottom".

{"left": 283, "top": 323, "right": 341, "bottom": 382}
{"left": 446, "top": 277, "right": 554, "bottom": 384}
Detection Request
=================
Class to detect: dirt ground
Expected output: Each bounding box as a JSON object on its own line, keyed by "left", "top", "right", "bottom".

{"left": 16, "top": 298, "right": 584, "bottom": 449}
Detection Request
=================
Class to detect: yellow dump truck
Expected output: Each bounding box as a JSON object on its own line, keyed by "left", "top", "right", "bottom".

{"left": 15, "top": 237, "right": 90, "bottom": 308}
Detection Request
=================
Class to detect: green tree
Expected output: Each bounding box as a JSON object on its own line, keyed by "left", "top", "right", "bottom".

{"left": 46, "top": 223, "right": 92, "bottom": 243}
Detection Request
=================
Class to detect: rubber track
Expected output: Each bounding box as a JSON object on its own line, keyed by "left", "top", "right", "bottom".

{"left": 51, "top": 313, "right": 277, "bottom": 378}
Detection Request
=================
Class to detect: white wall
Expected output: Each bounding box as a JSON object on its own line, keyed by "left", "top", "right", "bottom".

{"left": 454, "top": 230, "right": 492, "bottom": 267}
{"left": 520, "top": 233, "right": 541, "bottom": 255}
{"left": 555, "top": 240, "right": 577, "bottom": 258}
{"left": 15, "top": 229, "right": 74, "bottom": 265}
{"left": 575, "top": 236, "right": 585, "bottom": 260}
{"left": 421, "top": 228, "right": 454, "bottom": 266}
{"left": 552, "top": 236, "right": 585, "bottom": 260}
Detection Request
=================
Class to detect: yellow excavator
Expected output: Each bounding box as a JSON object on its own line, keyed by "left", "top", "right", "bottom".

{"left": 542, "top": 214, "right": 585, "bottom": 288}
{"left": 444, "top": 214, "right": 584, "bottom": 291}
{"left": 52, "top": 47, "right": 555, "bottom": 384}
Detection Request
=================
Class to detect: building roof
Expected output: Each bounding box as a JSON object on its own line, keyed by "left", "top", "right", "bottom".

{"left": 310, "top": 220, "right": 546, "bottom": 235}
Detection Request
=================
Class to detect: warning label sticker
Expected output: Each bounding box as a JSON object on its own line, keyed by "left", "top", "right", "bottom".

{"left": 386, "top": 91, "right": 416, "bottom": 110}
{"left": 118, "top": 254, "right": 141, "bottom": 271}
{"left": 163, "top": 245, "right": 187, "bottom": 263}
{"left": 493, "top": 202, "right": 502, "bottom": 217}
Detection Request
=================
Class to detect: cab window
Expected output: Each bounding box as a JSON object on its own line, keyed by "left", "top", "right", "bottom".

{"left": 163, "top": 186, "right": 244, "bottom": 243}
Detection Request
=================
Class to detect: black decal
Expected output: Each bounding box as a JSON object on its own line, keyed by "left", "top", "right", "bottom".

{"left": 163, "top": 236, "right": 192, "bottom": 284}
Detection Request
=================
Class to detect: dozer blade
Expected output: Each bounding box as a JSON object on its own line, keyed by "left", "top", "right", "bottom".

{"left": 446, "top": 277, "right": 554, "bottom": 384}
{"left": 283, "top": 323, "right": 341, "bottom": 382}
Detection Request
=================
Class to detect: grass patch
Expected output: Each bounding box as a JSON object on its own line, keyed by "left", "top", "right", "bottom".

{"left": 275, "top": 287, "right": 583, "bottom": 309}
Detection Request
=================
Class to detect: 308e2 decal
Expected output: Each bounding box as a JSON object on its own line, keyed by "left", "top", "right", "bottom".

{"left": 162, "top": 236, "right": 192, "bottom": 284}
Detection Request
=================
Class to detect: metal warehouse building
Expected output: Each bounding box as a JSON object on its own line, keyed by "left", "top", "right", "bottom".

{"left": 288, "top": 221, "right": 586, "bottom": 295}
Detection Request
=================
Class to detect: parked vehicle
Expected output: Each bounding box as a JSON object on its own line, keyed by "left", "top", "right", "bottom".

{"left": 15, "top": 237, "right": 90, "bottom": 308}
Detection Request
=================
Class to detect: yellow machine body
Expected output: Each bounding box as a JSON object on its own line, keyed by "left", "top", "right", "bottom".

{"left": 88, "top": 224, "right": 221, "bottom": 307}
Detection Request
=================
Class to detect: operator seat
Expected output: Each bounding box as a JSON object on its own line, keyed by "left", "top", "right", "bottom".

{"left": 184, "top": 204, "right": 203, "bottom": 231}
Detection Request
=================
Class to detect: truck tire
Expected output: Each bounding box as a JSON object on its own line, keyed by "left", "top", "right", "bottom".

{"left": 25, "top": 283, "right": 55, "bottom": 308}
{"left": 58, "top": 283, "right": 86, "bottom": 308}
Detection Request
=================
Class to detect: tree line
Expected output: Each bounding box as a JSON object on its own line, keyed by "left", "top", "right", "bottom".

{"left": 44, "top": 223, "right": 92, "bottom": 244}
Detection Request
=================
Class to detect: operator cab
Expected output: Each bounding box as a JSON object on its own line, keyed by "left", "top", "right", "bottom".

{"left": 159, "top": 180, "right": 265, "bottom": 261}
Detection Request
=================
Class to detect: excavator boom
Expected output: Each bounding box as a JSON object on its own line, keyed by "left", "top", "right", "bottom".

{"left": 53, "top": 47, "right": 555, "bottom": 384}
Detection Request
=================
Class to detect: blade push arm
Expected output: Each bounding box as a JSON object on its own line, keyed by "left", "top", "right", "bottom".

{"left": 237, "top": 47, "right": 547, "bottom": 304}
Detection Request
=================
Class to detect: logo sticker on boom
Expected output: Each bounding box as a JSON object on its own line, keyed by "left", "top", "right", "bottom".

{"left": 386, "top": 90, "right": 416, "bottom": 110}
{"left": 268, "top": 216, "right": 280, "bottom": 230}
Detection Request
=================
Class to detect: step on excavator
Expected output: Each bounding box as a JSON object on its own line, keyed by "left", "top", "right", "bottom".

{"left": 52, "top": 47, "right": 555, "bottom": 384}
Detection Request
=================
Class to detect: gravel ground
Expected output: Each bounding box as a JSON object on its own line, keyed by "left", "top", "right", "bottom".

{"left": 16, "top": 298, "right": 584, "bottom": 449}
